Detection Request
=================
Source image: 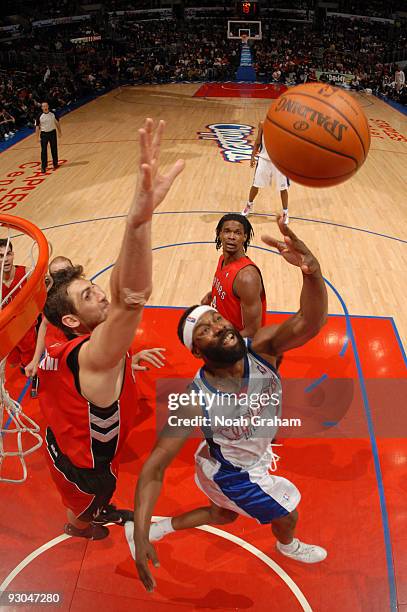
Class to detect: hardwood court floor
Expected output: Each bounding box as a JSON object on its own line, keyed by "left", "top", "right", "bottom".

{"left": 1, "top": 83, "right": 406, "bottom": 346}
{"left": 0, "top": 84, "right": 406, "bottom": 611}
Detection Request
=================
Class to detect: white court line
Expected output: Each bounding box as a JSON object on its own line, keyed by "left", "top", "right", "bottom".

{"left": 0, "top": 534, "right": 71, "bottom": 592}
{"left": 1, "top": 521, "right": 313, "bottom": 612}
{"left": 153, "top": 515, "right": 313, "bottom": 612}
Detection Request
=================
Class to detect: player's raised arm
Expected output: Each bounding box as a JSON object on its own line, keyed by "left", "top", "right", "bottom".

{"left": 83, "top": 119, "right": 184, "bottom": 371}
{"left": 252, "top": 217, "right": 327, "bottom": 357}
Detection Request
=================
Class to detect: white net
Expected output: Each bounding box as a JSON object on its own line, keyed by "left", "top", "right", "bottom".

{"left": 0, "top": 357, "right": 42, "bottom": 483}
{"left": 0, "top": 225, "right": 44, "bottom": 483}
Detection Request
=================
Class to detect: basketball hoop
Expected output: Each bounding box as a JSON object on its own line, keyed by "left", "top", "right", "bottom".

{"left": 0, "top": 215, "right": 49, "bottom": 360}
{"left": 0, "top": 214, "right": 49, "bottom": 483}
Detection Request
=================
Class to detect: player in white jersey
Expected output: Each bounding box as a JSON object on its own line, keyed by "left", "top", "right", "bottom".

{"left": 241, "top": 121, "right": 290, "bottom": 224}
{"left": 130, "top": 218, "right": 328, "bottom": 592}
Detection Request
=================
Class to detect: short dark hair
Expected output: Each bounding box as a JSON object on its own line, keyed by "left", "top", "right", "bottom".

{"left": 0, "top": 239, "right": 13, "bottom": 252}
{"left": 177, "top": 304, "right": 200, "bottom": 345}
{"left": 45, "top": 257, "right": 74, "bottom": 290}
{"left": 215, "top": 214, "right": 254, "bottom": 252}
{"left": 44, "top": 265, "right": 84, "bottom": 337}
{"left": 48, "top": 256, "right": 74, "bottom": 274}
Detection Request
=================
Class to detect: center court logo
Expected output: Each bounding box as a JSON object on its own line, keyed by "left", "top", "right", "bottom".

{"left": 197, "top": 123, "right": 254, "bottom": 163}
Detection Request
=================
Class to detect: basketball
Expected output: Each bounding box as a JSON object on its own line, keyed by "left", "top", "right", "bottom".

{"left": 263, "top": 83, "right": 371, "bottom": 187}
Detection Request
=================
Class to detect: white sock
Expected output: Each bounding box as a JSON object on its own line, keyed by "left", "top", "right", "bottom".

{"left": 278, "top": 538, "right": 299, "bottom": 553}
{"left": 124, "top": 521, "right": 136, "bottom": 559}
{"left": 159, "top": 517, "right": 174, "bottom": 533}
{"left": 125, "top": 519, "right": 176, "bottom": 559}
{"left": 248, "top": 201, "right": 253, "bottom": 205}
{"left": 149, "top": 517, "right": 175, "bottom": 541}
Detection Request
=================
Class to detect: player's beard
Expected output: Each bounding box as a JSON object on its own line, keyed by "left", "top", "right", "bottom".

{"left": 202, "top": 328, "right": 246, "bottom": 364}
{"left": 78, "top": 301, "right": 110, "bottom": 333}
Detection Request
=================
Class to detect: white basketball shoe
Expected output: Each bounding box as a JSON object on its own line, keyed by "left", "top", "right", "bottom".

{"left": 276, "top": 538, "right": 327, "bottom": 563}
{"left": 241, "top": 202, "right": 254, "bottom": 216}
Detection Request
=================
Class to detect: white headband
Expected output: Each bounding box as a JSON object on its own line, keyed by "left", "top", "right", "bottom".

{"left": 182, "top": 306, "right": 217, "bottom": 350}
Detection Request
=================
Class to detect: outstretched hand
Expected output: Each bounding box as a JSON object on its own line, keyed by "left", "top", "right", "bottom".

{"left": 134, "top": 533, "right": 160, "bottom": 593}
{"left": 132, "top": 348, "right": 166, "bottom": 371}
{"left": 129, "top": 118, "right": 185, "bottom": 226}
{"left": 261, "top": 216, "right": 321, "bottom": 275}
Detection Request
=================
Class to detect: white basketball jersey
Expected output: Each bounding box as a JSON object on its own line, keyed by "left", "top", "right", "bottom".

{"left": 191, "top": 340, "right": 282, "bottom": 470}
{"left": 258, "top": 132, "right": 271, "bottom": 161}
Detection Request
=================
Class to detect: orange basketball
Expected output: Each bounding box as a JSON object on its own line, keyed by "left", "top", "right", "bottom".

{"left": 263, "top": 83, "right": 371, "bottom": 188}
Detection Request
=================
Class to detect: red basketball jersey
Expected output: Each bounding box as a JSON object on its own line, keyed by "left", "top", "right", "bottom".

{"left": 1, "top": 265, "right": 27, "bottom": 306}
{"left": 38, "top": 335, "right": 137, "bottom": 469}
{"left": 2, "top": 265, "right": 37, "bottom": 364}
{"left": 211, "top": 255, "right": 266, "bottom": 331}
{"left": 44, "top": 321, "right": 68, "bottom": 350}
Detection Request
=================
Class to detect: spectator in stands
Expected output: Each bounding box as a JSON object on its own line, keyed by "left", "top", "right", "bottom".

{"left": 0, "top": 6, "right": 405, "bottom": 136}
{"left": 272, "top": 68, "right": 282, "bottom": 82}
{"left": 395, "top": 66, "right": 405, "bottom": 92}
{"left": 0, "top": 107, "right": 16, "bottom": 140}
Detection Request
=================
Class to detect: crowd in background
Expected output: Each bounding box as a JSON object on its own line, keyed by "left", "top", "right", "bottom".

{"left": 0, "top": 7, "right": 406, "bottom": 140}
{"left": 2, "top": 0, "right": 404, "bottom": 21}
{"left": 0, "top": 0, "right": 406, "bottom": 26}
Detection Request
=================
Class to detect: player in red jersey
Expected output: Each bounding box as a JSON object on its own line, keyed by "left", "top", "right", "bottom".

{"left": 25, "top": 256, "right": 74, "bottom": 382}
{"left": 0, "top": 239, "right": 37, "bottom": 369}
{"left": 201, "top": 214, "right": 266, "bottom": 338}
{"left": 37, "top": 118, "right": 184, "bottom": 540}
{"left": 26, "top": 256, "right": 166, "bottom": 394}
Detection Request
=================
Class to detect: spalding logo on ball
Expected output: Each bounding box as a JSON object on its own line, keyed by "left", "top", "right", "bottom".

{"left": 264, "top": 83, "right": 371, "bottom": 188}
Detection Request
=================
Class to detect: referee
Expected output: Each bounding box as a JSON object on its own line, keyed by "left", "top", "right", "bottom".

{"left": 36, "top": 102, "right": 62, "bottom": 173}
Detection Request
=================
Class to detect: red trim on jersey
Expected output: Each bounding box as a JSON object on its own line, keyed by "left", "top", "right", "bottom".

{"left": 211, "top": 255, "right": 267, "bottom": 331}
{"left": 44, "top": 443, "right": 95, "bottom": 518}
{"left": 44, "top": 441, "right": 119, "bottom": 519}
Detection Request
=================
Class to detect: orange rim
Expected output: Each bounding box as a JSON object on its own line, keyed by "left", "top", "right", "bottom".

{"left": 0, "top": 214, "right": 49, "bottom": 361}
